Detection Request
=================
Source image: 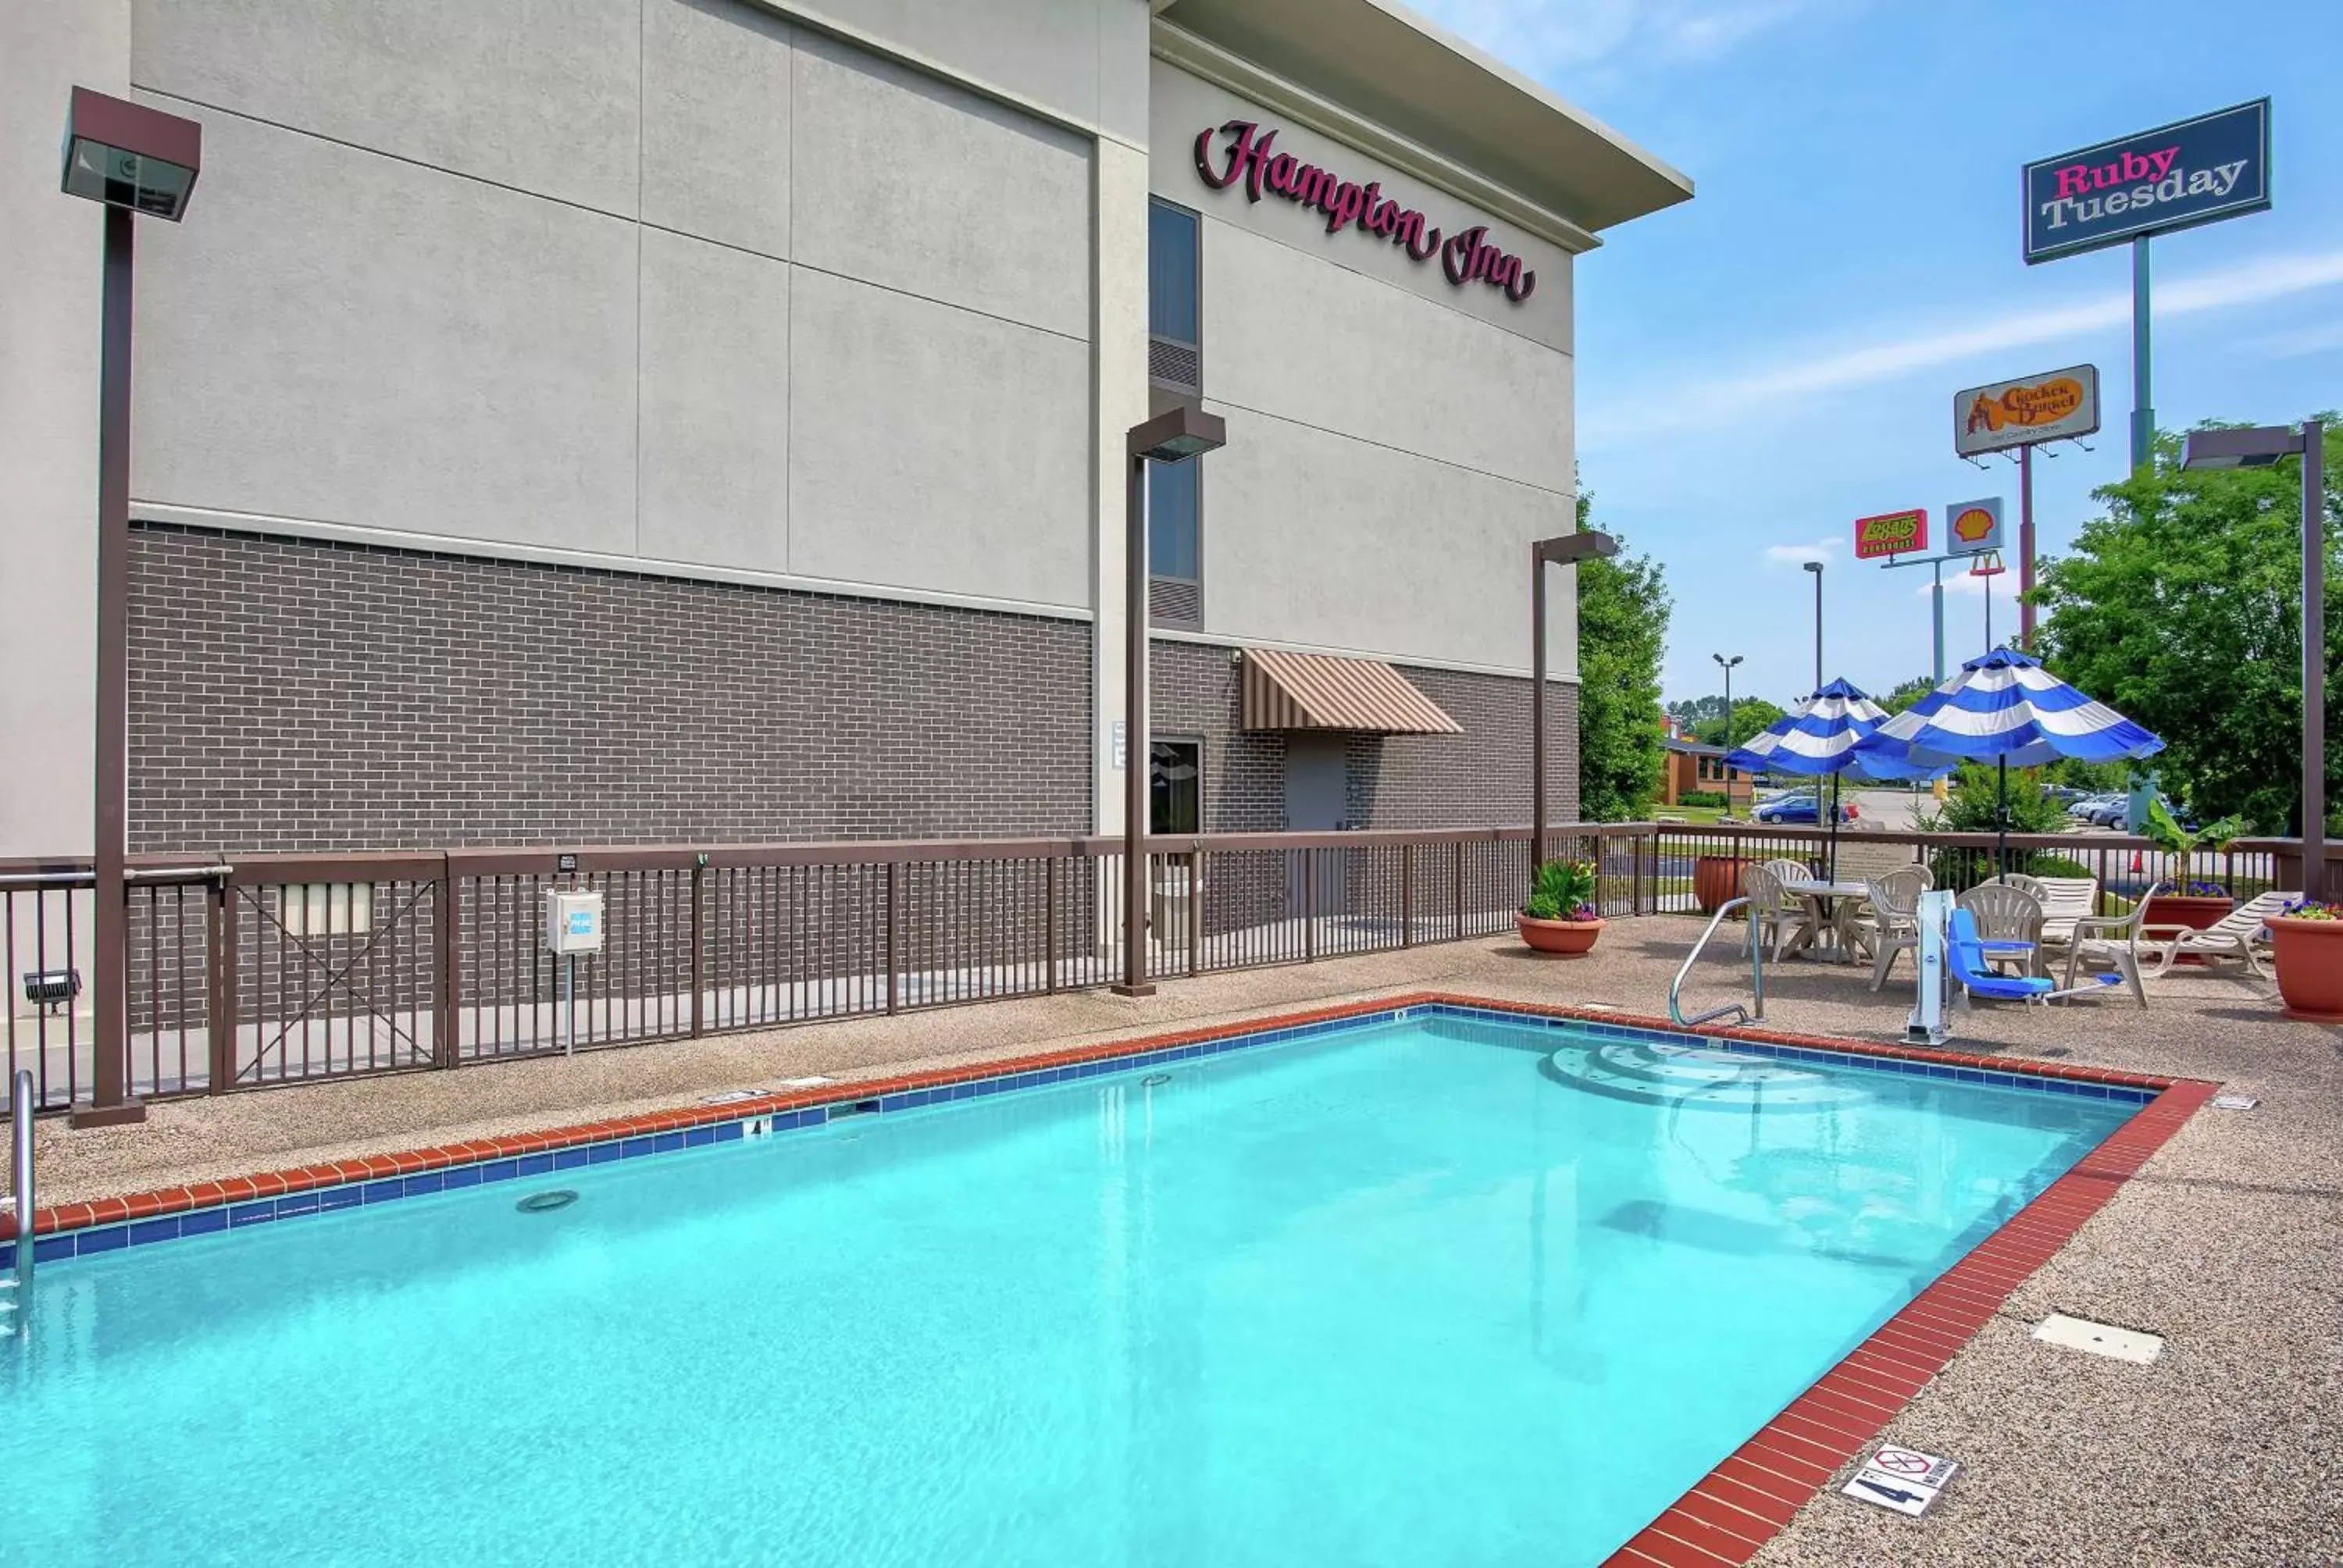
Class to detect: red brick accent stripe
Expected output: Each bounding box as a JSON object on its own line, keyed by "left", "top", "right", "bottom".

{"left": 8, "top": 991, "right": 2215, "bottom": 1564}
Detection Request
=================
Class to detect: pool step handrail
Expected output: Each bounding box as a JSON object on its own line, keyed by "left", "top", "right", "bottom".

{"left": 9, "top": 1068, "right": 30, "bottom": 1338}
{"left": 1670, "top": 897, "right": 1766, "bottom": 1028}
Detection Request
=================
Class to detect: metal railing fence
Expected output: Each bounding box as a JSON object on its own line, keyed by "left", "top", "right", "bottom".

{"left": 2, "top": 823, "right": 2327, "bottom": 1110}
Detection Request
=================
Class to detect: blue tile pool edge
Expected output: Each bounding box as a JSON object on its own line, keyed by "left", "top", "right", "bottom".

{"left": 4, "top": 996, "right": 2166, "bottom": 1270}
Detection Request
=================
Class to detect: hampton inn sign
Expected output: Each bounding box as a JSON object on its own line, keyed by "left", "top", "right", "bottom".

{"left": 1193, "top": 120, "right": 1539, "bottom": 303}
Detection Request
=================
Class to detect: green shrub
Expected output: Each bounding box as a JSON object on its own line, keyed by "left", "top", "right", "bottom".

{"left": 1674, "top": 790, "right": 1728, "bottom": 809}
{"left": 1525, "top": 859, "right": 1599, "bottom": 921}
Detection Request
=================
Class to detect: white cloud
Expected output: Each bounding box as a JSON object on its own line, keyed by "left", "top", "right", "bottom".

{"left": 1587, "top": 248, "right": 2343, "bottom": 449}
{"left": 1408, "top": 0, "right": 1817, "bottom": 73}
{"left": 1915, "top": 568, "right": 1999, "bottom": 597}
{"left": 2243, "top": 318, "right": 2343, "bottom": 359}
{"left": 1764, "top": 536, "right": 1838, "bottom": 565}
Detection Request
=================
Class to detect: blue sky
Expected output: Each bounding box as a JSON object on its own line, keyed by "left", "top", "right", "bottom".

{"left": 1415, "top": 0, "right": 2343, "bottom": 711}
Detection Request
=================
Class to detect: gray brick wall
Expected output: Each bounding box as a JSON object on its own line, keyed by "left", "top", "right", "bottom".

{"left": 128, "top": 524, "right": 1094, "bottom": 852}
{"left": 1147, "top": 639, "right": 1578, "bottom": 832}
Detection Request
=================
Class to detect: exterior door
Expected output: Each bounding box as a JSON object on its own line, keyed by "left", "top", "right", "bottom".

{"left": 1285, "top": 735, "right": 1347, "bottom": 917}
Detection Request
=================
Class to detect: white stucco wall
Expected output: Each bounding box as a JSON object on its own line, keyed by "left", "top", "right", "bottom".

{"left": 118, "top": 0, "right": 1109, "bottom": 615}
{"left": 1149, "top": 63, "right": 1580, "bottom": 678}
{"left": 0, "top": 1, "right": 129, "bottom": 859}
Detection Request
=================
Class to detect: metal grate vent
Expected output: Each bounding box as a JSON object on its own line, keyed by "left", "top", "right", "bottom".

{"left": 1149, "top": 337, "right": 1200, "bottom": 391}
{"left": 1150, "top": 576, "right": 1201, "bottom": 627}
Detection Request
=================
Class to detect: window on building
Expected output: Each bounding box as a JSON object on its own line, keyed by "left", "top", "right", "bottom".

{"left": 1150, "top": 739, "right": 1201, "bottom": 834}
{"left": 1148, "top": 456, "right": 1200, "bottom": 582}
{"left": 1149, "top": 200, "right": 1200, "bottom": 393}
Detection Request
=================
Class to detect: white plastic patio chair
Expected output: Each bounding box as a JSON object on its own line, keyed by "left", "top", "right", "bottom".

{"left": 2143, "top": 890, "right": 2296, "bottom": 978}
{"left": 2059, "top": 896, "right": 2149, "bottom": 1007}
{"left": 1956, "top": 882, "right": 2045, "bottom": 975}
{"left": 1864, "top": 865, "right": 1931, "bottom": 992}
{"left": 1739, "top": 863, "right": 1817, "bottom": 963}
{"left": 2030, "top": 876, "right": 2103, "bottom": 951}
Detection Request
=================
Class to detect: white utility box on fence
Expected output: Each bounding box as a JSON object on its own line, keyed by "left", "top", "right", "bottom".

{"left": 543, "top": 889, "right": 606, "bottom": 956}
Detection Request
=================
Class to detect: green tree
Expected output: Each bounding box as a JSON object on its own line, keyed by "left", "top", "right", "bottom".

{"left": 1696, "top": 697, "right": 1786, "bottom": 749}
{"left": 2034, "top": 420, "right": 2342, "bottom": 832}
{"left": 1879, "top": 675, "right": 1936, "bottom": 714}
{"left": 1574, "top": 492, "right": 1672, "bottom": 821}
{"left": 1916, "top": 763, "right": 2074, "bottom": 884}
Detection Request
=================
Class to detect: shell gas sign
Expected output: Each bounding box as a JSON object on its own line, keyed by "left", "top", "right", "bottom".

{"left": 1945, "top": 498, "right": 2006, "bottom": 556}
{"left": 1853, "top": 508, "right": 1928, "bottom": 561}
{"left": 1955, "top": 365, "right": 2100, "bottom": 456}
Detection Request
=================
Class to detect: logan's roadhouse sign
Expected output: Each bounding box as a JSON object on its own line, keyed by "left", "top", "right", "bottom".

{"left": 2024, "top": 99, "right": 2270, "bottom": 265}
{"left": 1956, "top": 365, "right": 2100, "bottom": 457}
{"left": 1854, "top": 508, "right": 1928, "bottom": 561}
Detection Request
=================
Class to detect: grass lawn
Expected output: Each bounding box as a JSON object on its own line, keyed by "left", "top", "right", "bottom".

{"left": 1646, "top": 801, "right": 1738, "bottom": 825}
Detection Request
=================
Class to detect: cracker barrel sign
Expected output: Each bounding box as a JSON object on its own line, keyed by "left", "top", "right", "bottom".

{"left": 1955, "top": 365, "right": 2101, "bottom": 457}
{"left": 1853, "top": 508, "right": 1928, "bottom": 560}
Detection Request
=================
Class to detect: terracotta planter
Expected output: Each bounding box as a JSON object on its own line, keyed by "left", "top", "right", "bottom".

{"left": 2141, "top": 893, "right": 2232, "bottom": 966}
{"left": 1517, "top": 912, "right": 1603, "bottom": 956}
{"left": 2140, "top": 892, "right": 2233, "bottom": 931}
{"left": 1692, "top": 856, "right": 1751, "bottom": 915}
{"left": 2269, "top": 916, "right": 2343, "bottom": 1021}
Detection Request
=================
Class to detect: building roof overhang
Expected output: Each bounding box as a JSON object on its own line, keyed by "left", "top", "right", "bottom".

{"left": 1154, "top": 0, "right": 1693, "bottom": 239}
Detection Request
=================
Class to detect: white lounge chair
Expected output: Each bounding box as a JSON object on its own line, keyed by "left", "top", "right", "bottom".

{"left": 2059, "top": 896, "right": 2149, "bottom": 1007}
{"left": 2143, "top": 890, "right": 2296, "bottom": 978}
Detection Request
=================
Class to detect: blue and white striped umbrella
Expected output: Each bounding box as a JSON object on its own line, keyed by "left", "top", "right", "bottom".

{"left": 1852, "top": 648, "right": 2164, "bottom": 771}
{"left": 1725, "top": 677, "right": 1945, "bottom": 781}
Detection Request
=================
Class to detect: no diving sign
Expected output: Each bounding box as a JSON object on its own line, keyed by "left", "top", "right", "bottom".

{"left": 1841, "top": 1444, "right": 1960, "bottom": 1517}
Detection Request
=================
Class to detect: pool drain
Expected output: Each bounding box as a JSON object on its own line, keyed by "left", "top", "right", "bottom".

{"left": 516, "top": 1189, "right": 578, "bottom": 1214}
{"left": 1142, "top": 1073, "right": 1172, "bottom": 1087}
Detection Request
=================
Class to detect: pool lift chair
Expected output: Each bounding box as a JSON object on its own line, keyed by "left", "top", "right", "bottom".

{"left": 1906, "top": 891, "right": 2123, "bottom": 1047}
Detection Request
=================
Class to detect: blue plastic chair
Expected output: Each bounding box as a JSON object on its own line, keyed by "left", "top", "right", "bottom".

{"left": 1946, "top": 907, "right": 2121, "bottom": 1005}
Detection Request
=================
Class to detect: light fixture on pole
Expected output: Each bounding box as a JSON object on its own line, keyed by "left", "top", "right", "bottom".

{"left": 1970, "top": 547, "right": 2007, "bottom": 648}
{"left": 1799, "top": 561, "right": 1824, "bottom": 695}
{"left": 1529, "top": 529, "right": 1618, "bottom": 886}
{"left": 2183, "top": 421, "right": 2328, "bottom": 896}
{"left": 1114, "top": 404, "right": 1228, "bottom": 997}
{"left": 59, "top": 87, "right": 204, "bottom": 1128}
{"left": 1713, "top": 653, "right": 1743, "bottom": 804}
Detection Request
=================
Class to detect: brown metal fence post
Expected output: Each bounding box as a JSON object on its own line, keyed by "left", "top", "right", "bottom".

{"left": 432, "top": 856, "right": 458, "bottom": 1069}
{"left": 1186, "top": 850, "right": 1202, "bottom": 977}
{"left": 1303, "top": 849, "right": 1317, "bottom": 964}
{"left": 205, "top": 873, "right": 232, "bottom": 1094}
{"left": 1401, "top": 843, "right": 1415, "bottom": 947}
{"left": 884, "top": 861, "right": 900, "bottom": 1015}
{"left": 690, "top": 864, "right": 705, "bottom": 1037}
{"left": 1453, "top": 843, "right": 1466, "bottom": 939}
{"left": 1044, "top": 857, "right": 1061, "bottom": 994}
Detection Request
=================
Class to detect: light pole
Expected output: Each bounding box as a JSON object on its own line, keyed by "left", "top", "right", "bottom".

{"left": 59, "top": 89, "right": 203, "bottom": 1128}
{"left": 1713, "top": 653, "right": 1743, "bottom": 804}
{"left": 1114, "top": 405, "right": 1228, "bottom": 996}
{"left": 1530, "top": 529, "right": 1618, "bottom": 882}
{"left": 1800, "top": 561, "right": 1824, "bottom": 695}
{"left": 2184, "top": 422, "right": 2328, "bottom": 895}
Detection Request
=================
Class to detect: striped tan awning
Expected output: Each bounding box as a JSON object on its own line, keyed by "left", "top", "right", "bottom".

{"left": 1240, "top": 648, "right": 1463, "bottom": 735}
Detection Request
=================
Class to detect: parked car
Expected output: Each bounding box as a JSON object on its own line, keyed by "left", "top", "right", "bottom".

{"left": 2069, "top": 793, "right": 2121, "bottom": 821}
{"left": 1752, "top": 792, "right": 1857, "bottom": 825}
{"left": 2085, "top": 797, "right": 2130, "bottom": 828}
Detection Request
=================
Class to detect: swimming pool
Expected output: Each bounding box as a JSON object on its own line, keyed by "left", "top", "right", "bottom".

{"left": 4, "top": 1003, "right": 2145, "bottom": 1566}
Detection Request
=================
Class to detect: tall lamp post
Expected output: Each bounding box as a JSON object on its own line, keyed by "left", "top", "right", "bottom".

{"left": 2183, "top": 422, "right": 2328, "bottom": 895}
{"left": 1800, "top": 561, "right": 1824, "bottom": 693}
{"left": 1115, "top": 405, "right": 1228, "bottom": 997}
{"left": 59, "top": 89, "right": 203, "bottom": 1128}
{"left": 1529, "top": 529, "right": 1619, "bottom": 883}
{"left": 1713, "top": 653, "right": 1743, "bottom": 804}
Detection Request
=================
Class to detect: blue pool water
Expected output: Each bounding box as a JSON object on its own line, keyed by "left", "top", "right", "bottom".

{"left": 4, "top": 1010, "right": 2135, "bottom": 1566}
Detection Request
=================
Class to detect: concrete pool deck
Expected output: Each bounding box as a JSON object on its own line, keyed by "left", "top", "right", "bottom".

{"left": 16, "top": 916, "right": 2341, "bottom": 1567}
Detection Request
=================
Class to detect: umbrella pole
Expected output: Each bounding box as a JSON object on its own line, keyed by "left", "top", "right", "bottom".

{"left": 1995, "top": 757, "right": 2010, "bottom": 878}
{"left": 1828, "top": 773, "right": 1842, "bottom": 882}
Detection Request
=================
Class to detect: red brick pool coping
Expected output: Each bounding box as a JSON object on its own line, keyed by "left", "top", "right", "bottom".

{"left": 9, "top": 992, "right": 2213, "bottom": 1566}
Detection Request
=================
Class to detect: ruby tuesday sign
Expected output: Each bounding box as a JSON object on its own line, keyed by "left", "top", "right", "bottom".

{"left": 1194, "top": 120, "right": 1536, "bottom": 303}
{"left": 2024, "top": 100, "right": 2270, "bottom": 264}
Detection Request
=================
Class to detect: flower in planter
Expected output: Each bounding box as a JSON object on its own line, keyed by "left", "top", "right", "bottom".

{"left": 2280, "top": 899, "right": 2343, "bottom": 921}
{"left": 2149, "top": 878, "right": 2231, "bottom": 897}
{"left": 1524, "top": 859, "right": 1599, "bottom": 921}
